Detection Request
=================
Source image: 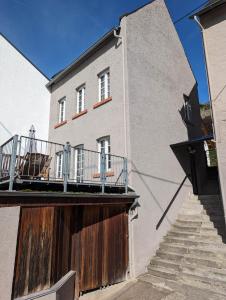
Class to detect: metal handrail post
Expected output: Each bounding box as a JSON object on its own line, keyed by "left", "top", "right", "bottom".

{"left": 9, "top": 135, "right": 19, "bottom": 191}
{"left": 100, "top": 152, "right": 106, "bottom": 194}
{"left": 63, "top": 142, "right": 70, "bottom": 193}
{"left": 123, "top": 158, "right": 128, "bottom": 194}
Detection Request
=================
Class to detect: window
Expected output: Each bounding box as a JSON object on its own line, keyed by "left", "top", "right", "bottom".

{"left": 97, "top": 136, "right": 111, "bottom": 172}
{"left": 183, "top": 95, "right": 192, "bottom": 123}
{"left": 58, "top": 97, "right": 66, "bottom": 123}
{"left": 98, "top": 69, "right": 110, "bottom": 101}
{"left": 56, "top": 152, "right": 63, "bottom": 179}
{"left": 74, "top": 145, "right": 84, "bottom": 182}
{"left": 76, "top": 86, "right": 85, "bottom": 113}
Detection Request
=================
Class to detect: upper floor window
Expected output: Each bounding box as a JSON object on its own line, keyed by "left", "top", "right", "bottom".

{"left": 76, "top": 85, "right": 85, "bottom": 113}
{"left": 98, "top": 69, "right": 110, "bottom": 101}
{"left": 97, "top": 136, "right": 111, "bottom": 172}
{"left": 58, "top": 97, "right": 66, "bottom": 123}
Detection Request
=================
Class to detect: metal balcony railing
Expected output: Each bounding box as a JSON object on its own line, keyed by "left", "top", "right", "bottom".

{"left": 0, "top": 135, "right": 128, "bottom": 193}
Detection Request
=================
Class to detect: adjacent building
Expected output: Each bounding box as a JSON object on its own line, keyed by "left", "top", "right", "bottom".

{"left": 0, "top": 33, "right": 50, "bottom": 144}
{"left": 47, "top": 0, "right": 202, "bottom": 276}
{"left": 192, "top": 0, "right": 226, "bottom": 220}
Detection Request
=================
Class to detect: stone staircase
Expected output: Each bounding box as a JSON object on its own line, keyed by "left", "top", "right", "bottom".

{"left": 139, "top": 194, "right": 226, "bottom": 299}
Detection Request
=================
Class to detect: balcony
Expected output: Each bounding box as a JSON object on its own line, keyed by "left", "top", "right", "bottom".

{"left": 0, "top": 135, "right": 128, "bottom": 193}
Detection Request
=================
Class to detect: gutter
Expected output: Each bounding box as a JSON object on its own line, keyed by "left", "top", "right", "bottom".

{"left": 46, "top": 28, "right": 117, "bottom": 90}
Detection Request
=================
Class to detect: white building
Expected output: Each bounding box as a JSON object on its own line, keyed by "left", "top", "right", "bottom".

{"left": 0, "top": 33, "right": 50, "bottom": 144}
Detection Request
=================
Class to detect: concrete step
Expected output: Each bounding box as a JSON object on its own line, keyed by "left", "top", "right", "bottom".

{"left": 175, "top": 219, "right": 226, "bottom": 229}
{"left": 159, "top": 243, "right": 226, "bottom": 259}
{"left": 180, "top": 207, "right": 224, "bottom": 217}
{"left": 139, "top": 274, "right": 226, "bottom": 299}
{"left": 164, "top": 236, "right": 225, "bottom": 247}
{"left": 178, "top": 213, "right": 224, "bottom": 222}
{"left": 181, "top": 271, "right": 226, "bottom": 295}
{"left": 150, "top": 257, "right": 226, "bottom": 278}
{"left": 167, "top": 230, "right": 222, "bottom": 241}
{"left": 172, "top": 223, "right": 218, "bottom": 234}
{"left": 156, "top": 250, "right": 226, "bottom": 268}
{"left": 147, "top": 266, "right": 178, "bottom": 281}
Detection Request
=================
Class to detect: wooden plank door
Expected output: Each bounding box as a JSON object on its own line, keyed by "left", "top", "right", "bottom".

{"left": 13, "top": 207, "right": 55, "bottom": 298}
{"left": 102, "top": 206, "right": 129, "bottom": 286}
{"left": 78, "top": 205, "right": 129, "bottom": 293}
{"left": 79, "top": 206, "right": 103, "bottom": 291}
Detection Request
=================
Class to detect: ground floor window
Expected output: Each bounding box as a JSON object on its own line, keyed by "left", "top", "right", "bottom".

{"left": 97, "top": 136, "right": 111, "bottom": 172}
{"left": 74, "top": 144, "right": 84, "bottom": 182}
{"left": 56, "top": 151, "right": 63, "bottom": 178}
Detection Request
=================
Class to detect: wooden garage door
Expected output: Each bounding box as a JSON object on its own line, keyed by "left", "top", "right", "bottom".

{"left": 78, "top": 206, "right": 129, "bottom": 292}
{"left": 13, "top": 206, "right": 72, "bottom": 298}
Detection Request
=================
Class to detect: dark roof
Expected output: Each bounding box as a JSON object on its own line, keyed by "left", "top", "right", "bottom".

{"left": 47, "top": 1, "right": 155, "bottom": 89}
{"left": 0, "top": 32, "right": 49, "bottom": 80}
{"left": 46, "top": 28, "right": 116, "bottom": 89}
{"left": 192, "top": 0, "right": 226, "bottom": 17}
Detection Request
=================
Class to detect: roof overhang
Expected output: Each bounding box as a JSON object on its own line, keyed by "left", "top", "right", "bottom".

{"left": 46, "top": 28, "right": 117, "bottom": 90}
{"left": 190, "top": 0, "right": 226, "bottom": 19}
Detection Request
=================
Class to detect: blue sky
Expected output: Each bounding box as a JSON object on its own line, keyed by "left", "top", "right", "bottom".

{"left": 0, "top": 0, "right": 209, "bottom": 103}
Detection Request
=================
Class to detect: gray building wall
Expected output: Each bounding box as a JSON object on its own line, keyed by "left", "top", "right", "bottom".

{"left": 199, "top": 3, "right": 226, "bottom": 221}
{"left": 121, "top": 0, "right": 201, "bottom": 276}
{"left": 48, "top": 0, "right": 202, "bottom": 277}
{"left": 48, "top": 38, "right": 126, "bottom": 157}
{"left": 0, "top": 206, "right": 20, "bottom": 300}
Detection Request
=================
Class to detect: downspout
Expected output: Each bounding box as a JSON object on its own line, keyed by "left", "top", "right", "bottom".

{"left": 114, "top": 28, "right": 128, "bottom": 157}
{"left": 114, "top": 27, "right": 135, "bottom": 278}
{"left": 193, "top": 15, "right": 216, "bottom": 140}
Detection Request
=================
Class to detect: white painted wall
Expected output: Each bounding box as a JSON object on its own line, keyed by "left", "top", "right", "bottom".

{"left": 0, "top": 34, "right": 50, "bottom": 144}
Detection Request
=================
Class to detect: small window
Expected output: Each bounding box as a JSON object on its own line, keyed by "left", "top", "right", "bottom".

{"left": 183, "top": 95, "right": 192, "bottom": 123}
{"left": 76, "top": 85, "right": 85, "bottom": 113}
{"left": 74, "top": 144, "right": 84, "bottom": 182}
{"left": 98, "top": 69, "right": 110, "bottom": 101}
{"left": 56, "top": 152, "right": 63, "bottom": 179}
{"left": 97, "top": 136, "right": 111, "bottom": 172}
{"left": 58, "top": 97, "right": 66, "bottom": 123}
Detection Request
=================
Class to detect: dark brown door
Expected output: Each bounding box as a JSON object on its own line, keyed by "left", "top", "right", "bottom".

{"left": 78, "top": 205, "right": 129, "bottom": 292}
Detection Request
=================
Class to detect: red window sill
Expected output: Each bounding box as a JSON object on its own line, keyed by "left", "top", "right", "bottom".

{"left": 93, "top": 171, "right": 114, "bottom": 178}
{"left": 72, "top": 109, "right": 88, "bottom": 120}
{"left": 93, "top": 97, "right": 112, "bottom": 109}
{"left": 54, "top": 120, "right": 67, "bottom": 129}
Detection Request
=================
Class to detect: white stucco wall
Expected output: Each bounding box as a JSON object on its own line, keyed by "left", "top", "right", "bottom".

{"left": 0, "top": 34, "right": 50, "bottom": 145}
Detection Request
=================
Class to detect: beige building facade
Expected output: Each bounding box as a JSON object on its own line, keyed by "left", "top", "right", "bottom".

{"left": 193, "top": 0, "right": 226, "bottom": 221}
{"left": 48, "top": 0, "right": 202, "bottom": 276}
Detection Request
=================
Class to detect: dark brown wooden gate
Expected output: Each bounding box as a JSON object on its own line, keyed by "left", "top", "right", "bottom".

{"left": 13, "top": 204, "right": 129, "bottom": 298}
{"left": 75, "top": 206, "right": 129, "bottom": 292}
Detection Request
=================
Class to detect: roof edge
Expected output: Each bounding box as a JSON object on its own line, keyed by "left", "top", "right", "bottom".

{"left": 190, "top": 0, "right": 226, "bottom": 18}
{"left": 0, "top": 32, "right": 49, "bottom": 81}
{"left": 46, "top": 28, "right": 117, "bottom": 89}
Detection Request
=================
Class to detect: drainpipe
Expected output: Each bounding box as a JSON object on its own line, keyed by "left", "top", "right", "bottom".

{"left": 114, "top": 28, "right": 128, "bottom": 157}
{"left": 193, "top": 15, "right": 216, "bottom": 140}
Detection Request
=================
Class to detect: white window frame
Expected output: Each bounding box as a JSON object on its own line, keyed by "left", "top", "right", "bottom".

{"left": 98, "top": 69, "right": 110, "bottom": 102}
{"left": 74, "top": 144, "right": 84, "bottom": 182}
{"left": 97, "top": 136, "right": 111, "bottom": 172}
{"left": 58, "top": 97, "right": 66, "bottom": 123}
{"left": 56, "top": 151, "right": 63, "bottom": 179}
{"left": 76, "top": 85, "right": 85, "bottom": 113}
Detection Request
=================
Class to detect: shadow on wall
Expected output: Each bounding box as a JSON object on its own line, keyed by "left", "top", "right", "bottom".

{"left": 130, "top": 161, "right": 191, "bottom": 230}
{"left": 178, "top": 85, "right": 203, "bottom": 141}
